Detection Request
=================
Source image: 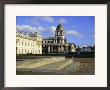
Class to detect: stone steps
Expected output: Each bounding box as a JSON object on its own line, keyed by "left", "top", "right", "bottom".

{"left": 16, "top": 57, "right": 95, "bottom": 75}
{"left": 16, "top": 57, "right": 65, "bottom": 69}
{"left": 33, "top": 59, "right": 73, "bottom": 71}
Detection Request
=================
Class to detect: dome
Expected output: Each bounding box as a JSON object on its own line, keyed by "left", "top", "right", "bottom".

{"left": 56, "top": 19, "right": 64, "bottom": 31}
{"left": 56, "top": 23, "right": 64, "bottom": 31}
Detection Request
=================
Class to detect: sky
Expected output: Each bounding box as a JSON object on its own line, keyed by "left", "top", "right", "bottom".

{"left": 16, "top": 16, "right": 95, "bottom": 47}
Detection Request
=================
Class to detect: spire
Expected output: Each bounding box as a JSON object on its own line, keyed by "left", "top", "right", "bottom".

{"left": 56, "top": 18, "right": 64, "bottom": 31}
{"left": 59, "top": 18, "right": 62, "bottom": 24}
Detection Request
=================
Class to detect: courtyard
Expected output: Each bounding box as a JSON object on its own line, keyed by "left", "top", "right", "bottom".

{"left": 16, "top": 56, "right": 95, "bottom": 75}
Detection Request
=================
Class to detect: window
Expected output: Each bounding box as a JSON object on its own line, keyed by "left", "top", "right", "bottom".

{"left": 25, "top": 49, "right": 26, "bottom": 53}
{"left": 22, "top": 49, "right": 23, "bottom": 53}
{"left": 25, "top": 43, "right": 26, "bottom": 46}
{"left": 33, "top": 50, "right": 34, "bottom": 53}
{"left": 22, "top": 42, "right": 23, "bottom": 46}
{"left": 19, "top": 49, "right": 20, "bottom": 54}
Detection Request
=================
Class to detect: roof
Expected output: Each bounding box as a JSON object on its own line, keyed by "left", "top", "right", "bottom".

{"left": 16, "top": 32, "right": 42, "bottom": 41}
{"left": 43, "top": 37, "right": 56, "bottom": 40}
{"left": 56, "top": 23, "right": 64, "bottom": 31}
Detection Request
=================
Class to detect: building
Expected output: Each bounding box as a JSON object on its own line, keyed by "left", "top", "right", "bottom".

{"left": 80, "top": 46, "right": 95, "bottom": 52}
{"left": 42, "top": 20, "right": 76, "bottom": 54}
{"left": 16, "top": 32, "right": 42, "bottom": 54}
{"left": 76, "top": 45, "right": 95, "bottom": 53}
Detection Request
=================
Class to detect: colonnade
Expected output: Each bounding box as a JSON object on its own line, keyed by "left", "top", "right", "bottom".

{"left": 47, "top": 45, "right": 68, "bottom": 53}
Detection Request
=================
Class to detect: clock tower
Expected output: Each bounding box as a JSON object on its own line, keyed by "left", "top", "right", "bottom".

{"left": 55, "top": 19, "right": 65, "bottom": 44}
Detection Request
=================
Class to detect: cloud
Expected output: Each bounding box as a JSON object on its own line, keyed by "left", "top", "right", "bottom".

{"left": 37, "top": 25, "right": 56, "bottom": 34}
{"left": 37, "top": 26, "right": 46, "bottom": 32}
{"left": 16, "top": 24, "right": 82, "bottom": 38}
{"left": 31, "top": 16, "right": 55, "bottom": 23}
{"left": 16, "top": 25, "right": 56, "bottom": 36}
{"left": 41, "top": 16, "right": 54, "bottom": 23}
{"left": 66, "top": 30, "right": 82, "bottom": 38}
{"left": 16, "top": 25, "right": 82, "bottom": 38}
{"left": 49, "top": 26, "right": 56, "bottom": 34}
{"left": 25, "top": 16, "right": 55, "bottom": 27}
{"left": 16, "top": 25, "right": 40, "bottom": 34}
{"left": 25, "top": 17, "right": 41, "bottom": 27}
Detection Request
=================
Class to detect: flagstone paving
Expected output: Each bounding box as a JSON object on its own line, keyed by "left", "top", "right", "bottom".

{"left": 16, "top": 56, "right": 94, "bottom": 75}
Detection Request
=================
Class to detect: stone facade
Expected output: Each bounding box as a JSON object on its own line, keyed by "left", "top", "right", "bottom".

{"left": 42, "top": 21, "right": 76, "bottom": 54}
{"left": 16, "top": 32, "right": 42, "bottom": 54}
{"left": 76, "top": 45, "right": 95, "bottom": 53}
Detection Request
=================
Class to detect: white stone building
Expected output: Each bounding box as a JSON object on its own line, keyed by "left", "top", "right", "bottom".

{"left": 16, "top": 32, "right": 42, "bottom": 54}
{"left": 42, "top": 21, "right": 76, "bottom": 54}
{"left": 80, "top": 46, "right": 95, "bottom": 52}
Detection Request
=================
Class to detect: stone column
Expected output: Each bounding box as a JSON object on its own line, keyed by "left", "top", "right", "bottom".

{"left": 59, "top": 39, "right": 61, "bottom": 43}
{"left": 60, "top": 39, "right": 62, "bottom": 43}
{"left": 61, "top": 46, "right": 64, "bottom": 52}
{"left": 58, "top": 32, "right": 59, "bottom": 35}
{"left": 51, "top": 45, "right": 53, "bottom": 53}
{"left": 58, "top": 46, "right": 60, "bottom": 52}
{"left": 71, "top": 45, "right": 76, "bottom": 52}
{"left": 65, "top": 46, "right": 68, "bottom": 52}
{"left": 55, "top": 39, "right": 57, "bottom": 43}
{"left": 54, "top": 40, "right": 56, "bottom": 43}
{"left": 62, "top": 39, "right": 64, "bottom": 44}
{"left": 48, "top": 45, "right": 50, "bottom": 53}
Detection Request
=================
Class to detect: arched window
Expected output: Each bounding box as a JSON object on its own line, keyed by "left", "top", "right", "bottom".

{"left": 58, "top": 32, "right": 60, "bottom": 35}
{"left": 57, "top": 38, "right": 60, "bottom": 43}
{"left": 60, "top": 31, "right": 62, "bottom": 35}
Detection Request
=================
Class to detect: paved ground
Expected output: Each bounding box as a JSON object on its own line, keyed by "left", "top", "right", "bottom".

{"left": 16, "top": 56, "right": 94, "bottom": 75}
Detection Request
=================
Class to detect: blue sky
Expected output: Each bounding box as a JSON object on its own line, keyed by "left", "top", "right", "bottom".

{"left": 16, "top": 16, "right": 95, "bottom": 47}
